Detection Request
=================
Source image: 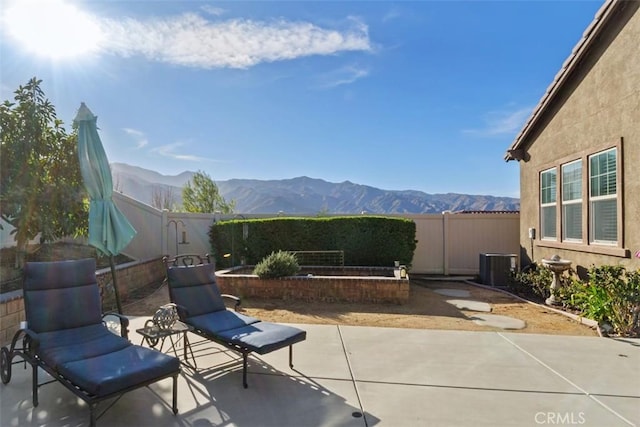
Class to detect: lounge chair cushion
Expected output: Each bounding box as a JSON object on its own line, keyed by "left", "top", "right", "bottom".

{"left": 216, "top": 322, "right": 307, "bottom": 355}
{"left": 37, "top": 324, "right": 131, "bottom": 369}
{"left": 187, "top": 311, "right": 260, "bottom": 335}
{"left": 58, "top": 346, "right": 180, "bottom": 397}
{"left": 24, "top": 259, "right": 103, "bottom": 332}
{"left": 167, "top": 263, "right": 226, "bottom": 317}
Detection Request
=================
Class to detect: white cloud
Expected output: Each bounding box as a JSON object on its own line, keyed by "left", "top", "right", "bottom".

{"left": 99, "top": 13, "right": 371, "bottom": 69}
{"left": 123, "top": 127, "right": 148, "bottom": 148}
{"left": 463, "top": 107, "right": 532, "bottom": 136}
{"left": 201, "top": 5, "right": 225, "bottom": 17}
{"left": 123, "top": 130, "right": 222, "bottom": 162}
{"left": 317, "top": 65, "right": 370, "bottom": 89}
{"left": 153, "top": 142, "right": 211, "bottom": 162}
{"left": 382, "top": 7, "right": 402, "bottom": 23}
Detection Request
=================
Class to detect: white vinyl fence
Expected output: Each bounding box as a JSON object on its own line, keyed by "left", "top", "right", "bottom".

{"left": 406, "top": 212, "right": 520, "bottom": 275}
{"left": 3, "top": 192, "right": 520, "bottom": 275}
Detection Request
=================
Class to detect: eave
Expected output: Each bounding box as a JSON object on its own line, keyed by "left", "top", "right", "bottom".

{"left": 504, "top": 0, "right": 621, "bottom": 162}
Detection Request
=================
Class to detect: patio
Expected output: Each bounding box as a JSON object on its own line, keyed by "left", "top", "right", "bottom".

{"left": 1, "top": 316, "right": 638, "bottom": 427}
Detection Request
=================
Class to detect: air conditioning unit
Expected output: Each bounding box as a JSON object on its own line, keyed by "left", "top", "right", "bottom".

{"left": 479, "top": 253, "right": 518, "bottom": 287}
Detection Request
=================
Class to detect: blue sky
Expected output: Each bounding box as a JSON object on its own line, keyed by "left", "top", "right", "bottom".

{"left": 1, "top": 0, "right": 604, "bottom": 198}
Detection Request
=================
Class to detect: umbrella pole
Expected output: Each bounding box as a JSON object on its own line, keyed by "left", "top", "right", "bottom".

{"left": 109, "top": 256, "right": 124, "bottom": 314}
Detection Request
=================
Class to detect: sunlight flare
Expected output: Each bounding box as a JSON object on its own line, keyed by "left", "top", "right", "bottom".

{"left": 4, "top": 0, "right": 104, "bottom": 59}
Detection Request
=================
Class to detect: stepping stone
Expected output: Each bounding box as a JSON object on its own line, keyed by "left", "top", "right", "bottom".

{"left": 470, "top": 314, "right": 526, "bottom": 330}
{"left": 446, "top": 299, "right": 492, "bottom": 312}
{"left": 433, "top": 289, "right": 471, "bottom": 298}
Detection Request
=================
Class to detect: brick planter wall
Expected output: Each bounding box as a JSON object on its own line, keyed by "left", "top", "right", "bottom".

{"left": 0, "top": 292, "right": 24, "bottom": 348}
{"left": 97, "top": 258, "right": 166, "bottom": 312}
{"left": 216, "top": 270, "right": 410, "bottom": 304}
{"left": 0, "top": 257, "right": 166, "bottom": 346}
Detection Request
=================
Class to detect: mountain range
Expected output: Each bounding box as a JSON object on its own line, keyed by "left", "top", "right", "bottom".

{"left": 110, "top": 163, "right": 519, "bottom": 214}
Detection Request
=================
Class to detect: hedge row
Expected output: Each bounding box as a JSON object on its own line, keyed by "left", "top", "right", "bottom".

{"left": 208, "top": 216, "right": 417, "bottom": 269}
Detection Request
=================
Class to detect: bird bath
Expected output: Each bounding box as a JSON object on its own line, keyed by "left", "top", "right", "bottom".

{"left": 542, "top": 255, "right": 572, "bottom": 306}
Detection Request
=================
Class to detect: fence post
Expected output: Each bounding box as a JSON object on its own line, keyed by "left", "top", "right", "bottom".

{"left": 161, "top": 209, "right": 169, "bottom": 256}
{"left": 443, "top": 211, "right": 450, "bottom": 276}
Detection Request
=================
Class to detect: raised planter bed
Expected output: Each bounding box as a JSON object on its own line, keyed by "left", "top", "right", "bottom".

{"left": 216, "top": 266, "right": 410, "bottom": 304}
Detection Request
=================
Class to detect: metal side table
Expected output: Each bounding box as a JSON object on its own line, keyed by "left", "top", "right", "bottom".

{"left": 137, "top": 319, "right": 197, "bottom": 369}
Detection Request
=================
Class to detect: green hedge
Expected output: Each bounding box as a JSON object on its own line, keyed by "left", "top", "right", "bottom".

{"left": 209, "top": 216, "right": 417, "bottom": 269}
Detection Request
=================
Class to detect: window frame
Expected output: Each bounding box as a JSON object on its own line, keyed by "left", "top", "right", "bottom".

{"left": 561, "top": 159, "right": 583, "bottom": 243}
{"left": 589, "top": 148, "right": 618, "bottom": 245}
{"left": 539, "top": 167, "right": 557, "bottom": 241}
{"left": 536, "top": 138, "right": 627, "bottom": 257}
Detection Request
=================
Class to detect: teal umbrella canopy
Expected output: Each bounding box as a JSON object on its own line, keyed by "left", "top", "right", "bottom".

{"left": 74, "top": 103, "right": 136, "bottom": 256}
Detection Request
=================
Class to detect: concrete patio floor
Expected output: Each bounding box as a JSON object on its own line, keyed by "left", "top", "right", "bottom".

{"left": 1, "top": 316, "right": 638, "bottom": 427}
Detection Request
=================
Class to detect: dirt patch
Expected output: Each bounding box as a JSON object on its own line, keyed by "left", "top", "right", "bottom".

{"left": 123, "top": 278, "right": 597, "bottom": 337}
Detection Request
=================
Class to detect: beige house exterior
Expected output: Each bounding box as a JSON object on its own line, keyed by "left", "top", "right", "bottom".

{"left": 505, "top": 0, "right": 639, "bottom": 275}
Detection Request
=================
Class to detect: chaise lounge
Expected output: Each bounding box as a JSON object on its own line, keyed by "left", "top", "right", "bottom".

{"left": 0, "top": 259, "right": 181, "bottom": 426}
{"left": 164, "top": 254, "right": 306, "bottom": 388}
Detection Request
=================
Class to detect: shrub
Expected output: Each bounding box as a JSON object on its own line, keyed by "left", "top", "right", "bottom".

{"left": 555, "top": 277, "right": 587, "bottom": 312}
{"left": 508, "top": 263, "right": 554, "bottom": 301}
{"left": 570, "top": 266, "right": 640, "bottom": 336}
{"left": 511, "top": 263, "right": 640, "bottom": 337}
{"left": 253, "top": 251, "right": 300, "bottom": 279}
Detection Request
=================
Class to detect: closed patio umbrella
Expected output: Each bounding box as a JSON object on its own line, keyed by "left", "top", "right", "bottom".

{"left": 74, "top": 102, "right": 136, "bottom": 314}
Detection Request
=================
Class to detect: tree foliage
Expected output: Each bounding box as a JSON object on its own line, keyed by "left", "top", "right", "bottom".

{"left": 182, "top": 170, "right": 234, "bottom": 213}
{"left": 151, "top": 185, "right": 177, "bottom": 211}
{"left": 0, "top": 77, "right": 87, "bottom": 266}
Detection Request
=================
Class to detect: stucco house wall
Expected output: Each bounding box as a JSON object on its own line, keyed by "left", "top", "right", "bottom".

{"left": 508, "top": 0, "right": 639, "bottom": 274}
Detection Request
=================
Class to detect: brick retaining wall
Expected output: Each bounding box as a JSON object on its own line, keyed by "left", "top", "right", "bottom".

{"left": 97, "top": 258, "right": 166, "bottom": 312}
{"left": 0, "top": 293, "right": 24, "bottom": 348}
{"left": 0, "top": 257, "right": 165, "bottom": 346}
{"left": 216, "top": 271, "right": 410, "bottom": 304}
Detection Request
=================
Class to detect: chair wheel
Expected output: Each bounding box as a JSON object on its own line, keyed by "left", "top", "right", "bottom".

{"left": 1, "top": 347, "right": 12, "bottom": 384}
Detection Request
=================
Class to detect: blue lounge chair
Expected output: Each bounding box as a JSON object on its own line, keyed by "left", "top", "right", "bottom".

{"left": 0, "top": 259, "right": 181, "bottom": 426}
{"left": 164, "top": 254, "right": 306, "bottom": 388}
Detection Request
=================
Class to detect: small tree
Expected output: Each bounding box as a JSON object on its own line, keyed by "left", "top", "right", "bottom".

{"left": 182, "top": 170, "right": 234, "bottom": 213}
{"left": 0, "top": 78, "right": 87, "bottom": 267}
{"left": 151, "top": 185, "right": 177, "bottom": 211}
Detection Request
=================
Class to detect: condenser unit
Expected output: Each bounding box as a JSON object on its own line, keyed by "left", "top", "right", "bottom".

{"left": 479, "top": 253, "right": 518, "bottom": 287}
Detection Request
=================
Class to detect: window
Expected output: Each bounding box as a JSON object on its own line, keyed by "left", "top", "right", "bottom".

{"left": 540, "top": 168, "right": 557, "bottom": 239}
{"left": 562, "top": 160, "right": 582, "bottom": 242}
{"left": 589, "top": 148, "right": 617, "bottom": 244}
{"left": 536, "top": 143, "right": 624, "bottom": 257}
